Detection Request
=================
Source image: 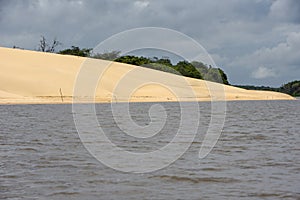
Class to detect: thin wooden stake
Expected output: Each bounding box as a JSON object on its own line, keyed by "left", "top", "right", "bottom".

{"left": 59, "top": 88, "right": 64, "bottom": 102}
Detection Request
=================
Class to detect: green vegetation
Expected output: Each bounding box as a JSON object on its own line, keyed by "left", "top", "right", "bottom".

{"left": 174, "top": 61, "right": 202, "bottom": 79}
{"left": 191, "top": 61, "right": 229, "bottom": 84}
{"left": 58, "top": 46, "right": 92, "bottom": 57}
{"left": 92, "top": 50, "right": 121, "bottom": 61}
{"left": 113, "top": 55, "right": 232, "bottom": 83}
{"left": 142, "top": 63, "right": 180, "bottom": 75}
{"left": 218, "top": 68, "right": 229, "bottom": 85}
{"left": 234, "top": 85, "right": 278, "bottom": 91}
{"left": 235, "top": 80, "right": 300, "bottom": 97}
{"left": 279, "top": 80, "right": 300, "bottom": 97}
{"left": 115, "top": 55, "right": 151, "bottom": 66}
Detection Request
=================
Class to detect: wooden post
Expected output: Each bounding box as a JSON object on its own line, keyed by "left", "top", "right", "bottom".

{"left": 59, "top": 88, "right": 64, "bottom": 102}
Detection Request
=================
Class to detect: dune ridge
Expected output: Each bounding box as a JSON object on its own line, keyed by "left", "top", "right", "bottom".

{"left": 0, "top": 47, "right": 295, "bottom": 104}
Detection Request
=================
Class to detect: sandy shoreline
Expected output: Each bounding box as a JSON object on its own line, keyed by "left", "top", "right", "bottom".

{"left": 0, "top": 47, "right": 295, "bottom": 105}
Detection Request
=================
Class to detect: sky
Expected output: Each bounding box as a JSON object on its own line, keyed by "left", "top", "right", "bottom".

{"left": 0, "top": 0, "right": 300, "bottom": 87}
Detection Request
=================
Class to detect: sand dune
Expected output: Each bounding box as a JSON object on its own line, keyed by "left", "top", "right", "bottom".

{"left": 0, "top": 47, "right": 294, "bottom": 104}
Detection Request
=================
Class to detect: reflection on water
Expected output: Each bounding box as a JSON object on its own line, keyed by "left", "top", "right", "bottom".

{"left": 1, "top": 100, "right": 299, "bottom": 199}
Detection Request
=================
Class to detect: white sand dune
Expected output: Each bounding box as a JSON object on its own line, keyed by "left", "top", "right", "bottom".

{"left": 0, "top": 47, "right": 294, "bottom": 104}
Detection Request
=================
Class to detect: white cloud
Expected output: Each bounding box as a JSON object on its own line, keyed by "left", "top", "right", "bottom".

{"left": 229, "top": 31, "right": 300, "bottom": 84}
{"left": 252, "top": 66, "right": 277, "bottom": 79}
{"left": 232, "top": 32, "right": 300, "bottom": 67}
{"left": 134, "top": 1, "right": 149, "bottom": 10}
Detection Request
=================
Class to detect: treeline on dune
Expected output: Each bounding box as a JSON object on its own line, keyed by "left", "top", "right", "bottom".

{"left": 58, "top": 46, "right": 230, "bottom": 85}
{"left": 12, "top": 36, "right": 300, "bottom": 97}
{"left": 29, "top": 36, "right": 230, "bottom": 84}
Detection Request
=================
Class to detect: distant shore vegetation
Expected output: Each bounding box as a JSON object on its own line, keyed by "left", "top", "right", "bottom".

{"left": 234, "top": 80, "right": 300, "bottom": 97}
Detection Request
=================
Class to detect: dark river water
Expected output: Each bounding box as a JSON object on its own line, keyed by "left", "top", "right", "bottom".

{"left": 1, "top": 100, "right": 299, "bottom": 199}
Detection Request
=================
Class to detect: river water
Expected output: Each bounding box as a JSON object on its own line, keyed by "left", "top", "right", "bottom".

{"left": 1, "top": 100, "right": 299, "bottom": 199}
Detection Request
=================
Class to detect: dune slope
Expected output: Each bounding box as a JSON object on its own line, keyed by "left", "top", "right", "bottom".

{"left": 0, "top": 47, "right": 294, "bottom": 104}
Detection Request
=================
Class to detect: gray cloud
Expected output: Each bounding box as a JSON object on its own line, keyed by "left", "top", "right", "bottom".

{"left": 269, "top": 0, "right": 300, "bottom": 23}
{"left": 0, "top": 0, "right": 299, "bottom": 86}
{"left": 230, "top": 31, "right": 300, "bottom": 85}
{"left": 252, "top": 66, "right": 277, "bottom": 79}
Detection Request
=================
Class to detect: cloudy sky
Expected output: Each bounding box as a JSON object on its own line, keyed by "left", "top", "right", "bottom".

{"left": 1, "top": 0, "right": 300, "bottom": 86}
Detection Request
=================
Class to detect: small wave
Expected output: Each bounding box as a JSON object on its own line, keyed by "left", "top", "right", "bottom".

{"left": 152, "top": 175, "right": 239, "bottom": 183}
{"left": 250, "top": 134, "right": 268, "bottom": 140}
{"left": 46, "top": 191, "right": 80, "bottom": 196}
{"left": 201, "top": 167, "right": 224, "bottom": 171}
{"left": 18, "top": 147, "right": 39, "bottom": 152}
{"left": 248, "top": 193, "right": 281, "bottom": 198}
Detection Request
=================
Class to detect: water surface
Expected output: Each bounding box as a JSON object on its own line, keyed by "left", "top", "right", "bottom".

{"left": 1, "top": 100, "right": 299, "bottom": 199}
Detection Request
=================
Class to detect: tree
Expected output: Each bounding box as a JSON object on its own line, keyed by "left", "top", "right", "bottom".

{"left": 191, "top": 61, "right": 208, "bottom": 75}
{"left": 48, "top": 38, "right": 61, "bottom": 53}
{"left": 191, "top": 61, "right": 230, "bottom": 85}
{"left": 38, "top": 36, "right": 61, "bottom": 53}
{"left": 93, "top": 50, "right": 121, "bottom": 60}
{"left": 38, "top": 36, "right": 47, "bottom": 52}
{"left": 156, "top": 58, "right": 173, "bottom": 68}
{"left": 58, "top": 46, "right": 92, "bottom": 57}
{"left": 115, "top": 55, "right": 151, "bottom": 66}
{"left": 142, "top": 63, "right": 180, "bottom": 75}
{"left": 218, "top": 68, "right": 229, "bottom": 85}
{"left": 279, "top": 80, "right": 300, "bottom": 96}
{"left": 174, "top": 61, "right": 202, "bottom": 79}
{"left": 204, "top": 68, "right": 223, "bottom": 83}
